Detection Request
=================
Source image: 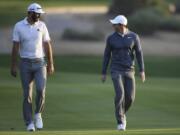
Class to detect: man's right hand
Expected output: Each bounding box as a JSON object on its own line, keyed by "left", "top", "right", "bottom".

{"left": 101, "top": 74, "right": 106, "bottom": 83}
{"left": 11, "top": 42, "right": 20, "bottom": 78}
{"left": 140, "top": 71, "right": 145, "bottom": 83}
{"left": 11, "top": 66, "right": 17, "bottom": 77}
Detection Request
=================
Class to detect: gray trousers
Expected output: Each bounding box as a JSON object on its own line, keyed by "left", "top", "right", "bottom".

{"left": 111, "top": 71, "right": 135, "bottom": 124}
{"left": 19, "top": 58, "right": 47, "bottom": 126}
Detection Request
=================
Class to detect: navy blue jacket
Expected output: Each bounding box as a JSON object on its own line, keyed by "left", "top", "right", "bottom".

{"left": 102, "top": 31, "right": 145, "bottom": 74}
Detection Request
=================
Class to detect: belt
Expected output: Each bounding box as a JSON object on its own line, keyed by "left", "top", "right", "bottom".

{"left": 20, "top": 58, "right": 44, "bottom": 63}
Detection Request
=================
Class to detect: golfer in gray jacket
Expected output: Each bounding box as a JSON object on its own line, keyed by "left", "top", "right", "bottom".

{"left": 101, "top": 15, "right": 145, "bottom": 131}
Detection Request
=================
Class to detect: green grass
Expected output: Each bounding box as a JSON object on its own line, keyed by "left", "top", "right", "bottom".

{"left": 1, "top": 129, "right": 180, "bottom": 135}
{"left": 0, "top": 0, "right": 109, "bottom": 27}
{"left": 1, "top": 55, "right": 180, "bottom": 77}
{"left": 0, "top": 55, "right": 180, "bottom": 134}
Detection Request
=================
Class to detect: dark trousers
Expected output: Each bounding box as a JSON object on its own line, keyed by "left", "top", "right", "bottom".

{"left": 111, "top": 71, "right": 135, "bottom": 124}
{"left": 19, "top": 58, "right": 47, "bottom": 125}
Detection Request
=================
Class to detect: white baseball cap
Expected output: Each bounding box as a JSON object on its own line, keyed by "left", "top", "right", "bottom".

{"left": 110, "top": 15, "right": 128, "bottom": 25}
{"left": 27, "top": 3, "right": 45, "bottom": 14}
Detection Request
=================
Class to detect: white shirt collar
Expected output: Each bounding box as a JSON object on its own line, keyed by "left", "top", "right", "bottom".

{"left": 118, "top": 29, "right": 129, "bottom": 37}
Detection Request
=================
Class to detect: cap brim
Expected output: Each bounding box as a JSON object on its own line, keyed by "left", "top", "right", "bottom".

{"left": 109, "top": 19, "right": 119, "bottom": 24}
{"left": 35, "top": 10, "right": 45, "bottom": 14}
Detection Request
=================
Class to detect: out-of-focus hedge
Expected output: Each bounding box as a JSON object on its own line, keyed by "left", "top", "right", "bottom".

{"left": 128, "top": 7, "right": 163, "bottom": 35}
{"left": 128, "top": 7, "right": 180, "bottom": 35}
{"left": 61, "top": 28, "right": 104, "bottom": 41}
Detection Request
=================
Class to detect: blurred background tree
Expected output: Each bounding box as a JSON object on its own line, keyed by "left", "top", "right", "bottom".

{"left": 108, "top": 0, "right": 169, "bottom": 16}
{"left": 109, "top": 0, "right": 147, "bottom": 16}
{"left": 108, "top": 0, "right": 180, "bottom": 35}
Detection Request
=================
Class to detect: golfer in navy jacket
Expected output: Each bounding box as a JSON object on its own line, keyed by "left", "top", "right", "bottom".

{"left": 101, "top": 15, "right": 145, "bottom": 131}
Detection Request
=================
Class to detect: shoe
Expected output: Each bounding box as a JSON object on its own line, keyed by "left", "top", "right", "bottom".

{"left": 117, "top": 124, "right": 126, "bottom": 131}
{"left": 117, "top": 115, "right": 126, "bottom": 131}
{"left": 27, "top": 122, "right": 35, "bottom": 131}
{"left": 35, "top": 113, "right": 43, "bottom": 130}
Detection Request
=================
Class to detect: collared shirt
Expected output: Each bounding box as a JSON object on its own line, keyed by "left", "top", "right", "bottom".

{"left": 102, "top": 30, "right": 145, "bottom": 74}
{"left": 117, "top": 28, "right": 128, "bottom": 37}
{"left": 12, "top": 18, "right": 51, "bottom": 59}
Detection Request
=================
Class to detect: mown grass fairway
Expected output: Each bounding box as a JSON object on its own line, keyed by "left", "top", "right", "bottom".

{"left": 0, "top": 55, "right": 180, "bottom": 135}
{"left": 1, "top": 128, "right": 180, "bottom": 135}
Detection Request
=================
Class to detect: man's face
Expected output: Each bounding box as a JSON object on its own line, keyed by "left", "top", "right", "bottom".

{"left": 113, "top": 24, "right": 120, "bottom": 31}
{"left": 29, "top": 12, "right": 41, "bottom": 22}
{"left": 113, "top": 24, "right": 126, "bottom": 33}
